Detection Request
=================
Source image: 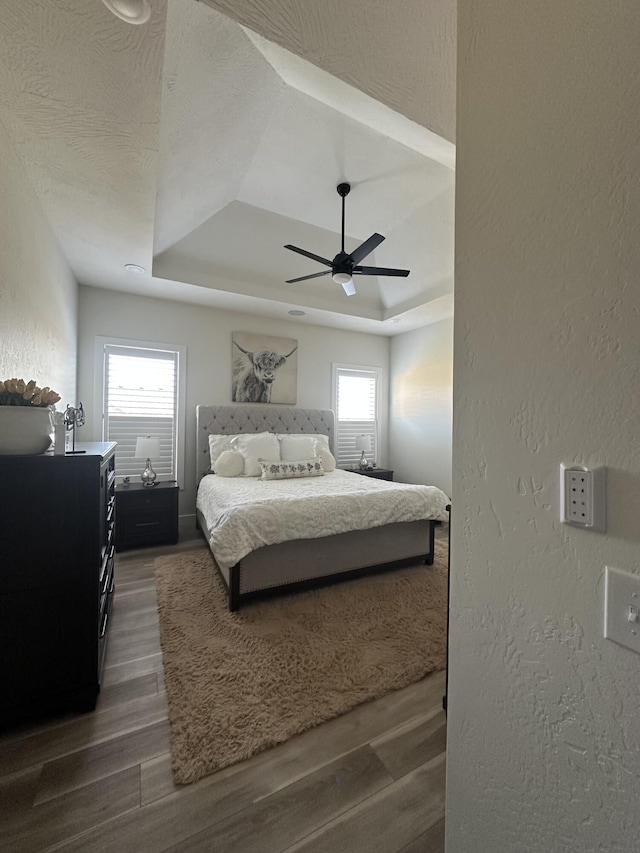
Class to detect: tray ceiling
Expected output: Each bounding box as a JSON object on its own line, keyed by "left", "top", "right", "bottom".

{"left": 0, "top": 0, "right": 456, "bottom": 335}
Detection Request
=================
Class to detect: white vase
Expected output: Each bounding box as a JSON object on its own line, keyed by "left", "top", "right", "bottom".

{"left": 0, "top": 406, "right": 54, "bottom": 455}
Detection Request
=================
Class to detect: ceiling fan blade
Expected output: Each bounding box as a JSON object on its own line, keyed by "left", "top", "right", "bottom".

{"left": 286, "top": 270, "right": 332, "bottom": 284}
{"left": 341, "top": 278, "right": 356, "bottom": 297}
{"left": 353, "top": 265, "right": 410, "bottom": 277}
{"left": 284, "top": 244, "right": 332, "bottom": 267}
{"left": 349, "top": 233, "right": 385, "bottom": 265}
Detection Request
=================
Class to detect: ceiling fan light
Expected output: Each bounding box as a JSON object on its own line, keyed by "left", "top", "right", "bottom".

{"left": 332, "top": 271, "right": 352, "bottom": 286}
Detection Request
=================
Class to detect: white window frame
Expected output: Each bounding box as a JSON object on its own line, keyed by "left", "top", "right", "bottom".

{"left": 94, "top": 336, "right": 187, "bottom": 488}
{"left": 331, "top": 363, "right": 381, "bottom": 470}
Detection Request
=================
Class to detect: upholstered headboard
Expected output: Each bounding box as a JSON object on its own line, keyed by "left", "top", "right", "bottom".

{"left": 196, "top": 405, "right": 335, "bottom": 483}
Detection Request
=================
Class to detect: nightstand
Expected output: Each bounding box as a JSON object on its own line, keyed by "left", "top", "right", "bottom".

{"left": 115, "top": 481, "right": 179, "bottom": 551}
{"left": 353, "top": 468, "right": 394, "bottom": 481}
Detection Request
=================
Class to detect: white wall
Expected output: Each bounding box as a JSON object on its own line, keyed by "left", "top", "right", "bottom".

{"left": 0, "top": 119, "right": 77, "bottom": 402}
{"left": 448, "top": 3, "right": 640, "bottom": 851}
{"left": 389, "top": 318, "right": 452, "bottom": 494}
{"left": 77, "top": 286, "right": 390, "bottom": 522}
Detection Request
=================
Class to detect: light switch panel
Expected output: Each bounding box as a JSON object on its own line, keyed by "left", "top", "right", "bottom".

{"left": 604, "top": 566, "right": 640, "bottom": 654}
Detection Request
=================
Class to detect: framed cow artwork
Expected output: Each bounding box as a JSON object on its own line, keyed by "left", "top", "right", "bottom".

{"left": 231, "top": 332, "right": 298, "bottom": 404}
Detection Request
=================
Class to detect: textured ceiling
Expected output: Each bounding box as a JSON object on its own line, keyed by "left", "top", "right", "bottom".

{"left": 199, "top": 0, "right": 456, "bottom": 143}
{"left": 0, "top": 0, "right": 456, "bottom": 335}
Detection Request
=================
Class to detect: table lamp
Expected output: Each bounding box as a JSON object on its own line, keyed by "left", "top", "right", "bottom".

{"left": 135, "top": 436, "right": 161, "bottom": 486}
{"left": 355, "top": 434, "right": 372, "bottom": 469}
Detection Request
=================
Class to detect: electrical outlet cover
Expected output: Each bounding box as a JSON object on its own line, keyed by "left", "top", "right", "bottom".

{"left": 560, "top": 464, "right": 606, "bottom": 531}
{"left": 567, "top": 468, "right": 592, "bottom": 524}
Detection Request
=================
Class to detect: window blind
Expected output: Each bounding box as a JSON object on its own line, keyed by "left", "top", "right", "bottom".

{"left": 103, "top": 345, "right": 178, "bottom": 481}
{"left": 335, "top": 368, "right": 378, "bottom": 468}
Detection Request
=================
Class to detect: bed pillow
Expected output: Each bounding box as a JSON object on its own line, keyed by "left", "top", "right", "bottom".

{"left": 278, "top": 434, "right": 320, "bottom": 461}
{"left": 213, "top": 449, "right": 244, "bottom": 477}
{"left": 208, "top": 433, "right": 242, "bottom": 469}
{"left": 259, "top": 457, "right": 325, "bottom": 480}
{"left": 277, "top": 432, "right": 330, "bottom": 452}
{"left": 230, "top": 432, "right": 281, "bottom": 476}
{"left": 316, "top": 445, "right": 336, "bottom": 472}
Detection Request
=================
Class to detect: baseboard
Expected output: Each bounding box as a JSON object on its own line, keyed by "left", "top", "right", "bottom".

{"left": 179, "top": 513, "right": 200, "bottom": 541}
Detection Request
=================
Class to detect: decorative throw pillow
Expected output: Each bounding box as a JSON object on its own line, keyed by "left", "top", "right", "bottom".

{"left": 208, "top": 433, "right": 242, "bottom": 469}
{"left": 259, "top": 458, "right": 325, "bottom": 480}
{"left": 213, "top": 449, "right": 244, "bottom": 477}
{"left": 316, "top": 445, "right": 336, "bottom": 472}
{"left": 230, "top": 432, "right": 281, "bottom": 476}
{"left": 278, "top": 434, "right": 319, "bottom": 461}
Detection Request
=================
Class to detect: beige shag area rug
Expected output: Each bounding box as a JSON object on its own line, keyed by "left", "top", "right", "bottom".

{"left": 154, "top": 540, "right": 448, "bottom": 785}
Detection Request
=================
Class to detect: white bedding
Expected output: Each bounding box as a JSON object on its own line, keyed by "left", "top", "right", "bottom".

{"left": 196, "top": 469, "right": 449, "bottom": 571}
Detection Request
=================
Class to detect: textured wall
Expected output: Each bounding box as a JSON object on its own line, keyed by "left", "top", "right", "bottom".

{"left": 76, "top": 287, "right": 390, "bottom": 518}
{"left": 448, "top": 2, "right": 640, "bottom": 850}
{"left": 389, "top": 318, "right": 452, "bottom": 495}
{"left": 0, "top": 118, "right": 77, "bottom": 404}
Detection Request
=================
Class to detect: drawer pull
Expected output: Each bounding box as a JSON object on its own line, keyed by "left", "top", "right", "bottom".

{"left": 101, "top": 565, "right": 112, "bottom": 596}
{"left": 136, "top": 521, "right": 161, "bottom": 528}
{"left": 100, "top": 546, "right": 115, "bottom": 588}
{"left": 99, "top": 611, "right": 109, "bottom": 639}
{"left": 99, "top": 552, "right": 109, "bottom": 584}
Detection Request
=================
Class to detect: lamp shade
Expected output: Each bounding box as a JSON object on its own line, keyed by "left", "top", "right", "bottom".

{"left": 135, "top": 436, "right": 160, "bottom": 459}
{"left": 355, "top": 435, "right": 372, "bottom": 453}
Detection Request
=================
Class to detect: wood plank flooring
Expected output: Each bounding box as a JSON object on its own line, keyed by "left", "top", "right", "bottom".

{"left": 0, "top": 532, "right": 447, "bottom": 852}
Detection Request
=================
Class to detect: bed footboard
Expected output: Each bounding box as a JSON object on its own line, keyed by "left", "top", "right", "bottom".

{"left": 197, "top": 509, "right": 436, "bottom": 611}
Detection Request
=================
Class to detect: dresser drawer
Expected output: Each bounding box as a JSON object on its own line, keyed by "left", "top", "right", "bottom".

{"left": 98, "top": 567, "right": 114, "bottom": 679}
{"left": 99, "top": 545, "right": 115, "bottom": 601}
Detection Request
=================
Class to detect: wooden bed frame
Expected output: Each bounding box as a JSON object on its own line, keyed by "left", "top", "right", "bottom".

{"left": 196, "top": 404, "right": 437, "bottom": 610}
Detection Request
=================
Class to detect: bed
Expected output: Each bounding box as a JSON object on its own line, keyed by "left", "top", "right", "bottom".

{"left": 195, "top": 405, "right": 449, "bottom": 610}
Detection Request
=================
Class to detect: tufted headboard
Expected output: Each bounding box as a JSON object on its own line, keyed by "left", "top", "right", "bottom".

{"left": 196, "top": 405, "right": 335, "bottom": 483}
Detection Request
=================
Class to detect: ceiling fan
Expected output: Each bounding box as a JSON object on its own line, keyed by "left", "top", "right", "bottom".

{"left": 284, "top": 183, "right": 410, "bottom": 296}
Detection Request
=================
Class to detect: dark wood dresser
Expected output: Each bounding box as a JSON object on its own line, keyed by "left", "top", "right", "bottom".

{"left": 0, "top": 442, "right": 116, "bottom": 726}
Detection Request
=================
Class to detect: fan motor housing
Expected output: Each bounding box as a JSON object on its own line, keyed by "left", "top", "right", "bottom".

{"left": 333, "top": 251, "right": 353, "bottom": 275}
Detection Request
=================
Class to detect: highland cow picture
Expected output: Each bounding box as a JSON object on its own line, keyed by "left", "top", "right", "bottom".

{"left": 231, "top": 332, "right": 298, "bottom": 404}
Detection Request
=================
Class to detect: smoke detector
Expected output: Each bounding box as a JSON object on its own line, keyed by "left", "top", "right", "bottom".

{"left": 100, "top": 0, "right": 151, "bottom": 25}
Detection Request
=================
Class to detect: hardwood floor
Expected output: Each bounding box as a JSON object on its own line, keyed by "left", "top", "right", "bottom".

{"left": 0, "top": 531, "right": 447, "bottom": 852}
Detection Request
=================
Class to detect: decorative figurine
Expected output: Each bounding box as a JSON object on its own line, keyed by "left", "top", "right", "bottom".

{"left": 64, "top": 403, "right": 86, "bottom": 454}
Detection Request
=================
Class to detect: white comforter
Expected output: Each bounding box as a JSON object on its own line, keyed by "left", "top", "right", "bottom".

{"left": 196, "top": 469, "right": 449, "bottom": 571}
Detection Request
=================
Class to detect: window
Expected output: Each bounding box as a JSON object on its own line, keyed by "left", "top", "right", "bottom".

{"left": 332, "top": 364, "right": 380, "bottom": 469}
{"left": 96, "top": 338, "right": 186, "bottom": 486}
